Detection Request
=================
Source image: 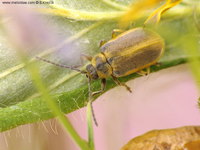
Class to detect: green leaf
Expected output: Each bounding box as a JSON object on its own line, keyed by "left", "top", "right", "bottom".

{"left": 0, "top": 0, "right": 199, "bottom": 132}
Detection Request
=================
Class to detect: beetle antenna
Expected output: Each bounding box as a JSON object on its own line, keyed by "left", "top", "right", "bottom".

{"left": 87, "top": 78, "right": 98, "bottom": 126}
{"left": 36, "top": 56, "right": 86, "bottom": 74}
{"left": 91, "top": 102, "right": 98, "bottom": 126}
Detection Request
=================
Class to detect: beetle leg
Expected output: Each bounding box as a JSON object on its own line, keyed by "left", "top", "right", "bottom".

{"left": 87, "top": 78, "right": 98, "bottom": 126}
{"left": 112, "top": 29, "right": 124, "bottom": 38}
{"left": 99, "top": 40, "right": 107, "bottom": 47}
{"left": 155, "top": 62, "right": 161, "bottom": 67}
{"left": 137, "top": 68, "right": 151, "bottom": 76}
{"left": 111, "top": 75, "right": 132, "bottom": 93}
{"left": 92, "top": 79, "right": 106, "bottom": 96}
{"left": 146, "top": 67, "right": 150, "bottom": 75}
{"left": 137, "top": 70, "right": 148, "bottom": 76}
{"left": 80, "top": 54, "right": 93, "bottom": 65}
{"left": 81, "top": 54, "right": 92, "bottom": 61}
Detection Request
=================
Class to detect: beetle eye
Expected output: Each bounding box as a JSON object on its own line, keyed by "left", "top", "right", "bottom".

{"left": 86, "top": 64, "right": 99, "bottom": 80}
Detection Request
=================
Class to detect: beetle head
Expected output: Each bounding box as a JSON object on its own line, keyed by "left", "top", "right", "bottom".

{"left": 86, "top": 64, "right": 99, "bottom": 80}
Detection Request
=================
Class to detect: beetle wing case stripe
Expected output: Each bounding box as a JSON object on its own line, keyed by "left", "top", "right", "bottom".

{"left": 101, "top": 27, "right": 164, "bottom": 77}
{"left": 110, "top": 42, "right": 164, "bottom": 77}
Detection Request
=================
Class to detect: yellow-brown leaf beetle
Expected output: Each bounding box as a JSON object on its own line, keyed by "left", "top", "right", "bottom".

{"left": 36, "top": 27, "right": 164, "bottom": 95}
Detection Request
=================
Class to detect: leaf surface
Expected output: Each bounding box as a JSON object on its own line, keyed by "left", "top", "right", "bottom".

{"left": 0, "top": 0, "right": 199, "bottom": 132}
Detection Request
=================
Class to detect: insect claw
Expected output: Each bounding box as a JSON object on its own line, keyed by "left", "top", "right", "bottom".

{"left": 112, "top": 29, "right": 124, "bottom": 38}
{"left": 155, "top": 62, "right": 161, "bottom": 67}
{"left": 91, "top": 91, "right": 101, "bottom": 96}
{"left": 125, "top": 85, "right": 132, "bottom": 93}
{"left": 137, "top": 68, "right": 150, "bottom": 76}
{"left": 99, "top": 40, "right": 107, "bottom": 47}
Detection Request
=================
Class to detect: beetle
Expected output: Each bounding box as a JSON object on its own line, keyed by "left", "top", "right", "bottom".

{"left": 36, "top": 27, "right": 165, "bottom": 96}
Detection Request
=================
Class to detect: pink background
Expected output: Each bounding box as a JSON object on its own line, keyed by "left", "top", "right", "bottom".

{"left": 0, "top": 64, "right": 200, "bottom": 150}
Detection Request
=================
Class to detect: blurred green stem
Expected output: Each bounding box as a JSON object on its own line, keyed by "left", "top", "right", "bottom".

{"left": 87, "top": 102, "right": 95, "bottom": 150}
{"left": 19, "top": 53, "right": 91, "bottom": 150}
